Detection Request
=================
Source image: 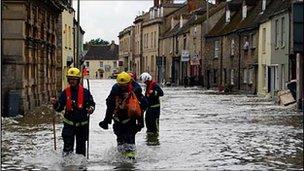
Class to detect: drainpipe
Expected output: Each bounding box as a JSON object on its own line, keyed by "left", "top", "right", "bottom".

{"left": 220, "top": 37, "right": 223, "bottom": 86}
{"left": 297, "top": 53, "right": 303, "bottom": 110}
{"left": 238, "top": 31, "right": 241, "bottom": 90}
{"left": 157, "top": 24, "right": 161, "bottom": 83}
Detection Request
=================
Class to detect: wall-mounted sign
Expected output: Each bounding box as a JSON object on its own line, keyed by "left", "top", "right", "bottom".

{"left": 181, "top": 50, "right": 190, "bottom": 62}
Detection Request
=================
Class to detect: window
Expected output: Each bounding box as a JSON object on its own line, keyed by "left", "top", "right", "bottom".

{"left": 176, "top": 37, "right": 179, "bottom": 53}
{"left": 243, "top": 69, "right": 248, "bottom": 83}
{"left": 100, "top": 61, "right": 103, "bottom": 67}
{"left": 275, "top": 19, "right": 279, "bottom": 48}
{"left": 262, "top": 0, "right": 266, "bottom": 11}
{"left": 180, "top": 16, "right": 183, "bottom": 28}
{"left": 231, "top": 69, "right": 234, "bottom": 85}
{"left": 249, "top": 68, "right": 253, "bottom": 84}
{"left": 113, "top": 61, "right": 117, "bottom": 67}
{"left": 231, "top": 39, "right": 235, "bottom": 56}
{"left": 250, "top": 33, "right": 257, "bottom": 49}
{"left": 151, "top": 32, "right": 153, "bottom": 49}
{"left": 86, "top": 61, "right": 89, "bottom": 67}
{"left": 151, "top": 55, "right": 154, "bottom": 72}
{"left": 183, "top": 36, "right": 187, "bottom": 50}
{"left": 243, "top": 36, "right": 249, "bottom": 50}
{"left": 154, "top": 31, "right": 157, "bottom": 48}
{"left": 281, "top": 17, "right": 285, "bottom": 47}
{"left": 68, "top": 26, "right": 71, "bottom": 48}
{"left": 161, "top": 7, "right": 164, "bottom": 17}
{"left": 214, "top": 40, "right": 220, "bottom": 58}
{"left": 242, "top": 3, "right": 247, "bottom": 19}
{"left": 262, "top": 28, "right": 266, "bottom": 52}
{"left": 171, "top": 17, "right": 175, "bottom": 29}
{"left": 226, "top": 9, "right": 231, "bottom": 23}
{"left": 193, "top": 26, "right": 197, "bottom": 37}
{"left": 213, "top": 69, "right": 218, "bottom": 84}
{"left": 64, "top": 24, "right": 67, "bottom": 48}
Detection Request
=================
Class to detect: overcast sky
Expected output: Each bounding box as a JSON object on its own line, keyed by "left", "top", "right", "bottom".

{"left": 72, "top": 0, "right": 187, "bottom": 44}
{"left": 72, "top": 1, "right": 153, "bottom": 44}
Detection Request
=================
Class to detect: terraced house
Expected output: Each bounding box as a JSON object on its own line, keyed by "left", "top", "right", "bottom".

{"left": 83, "top": 41, "right": 119, "bottom": 79}
{"left": 118, "top": 0, "right": 303, "bottom": 108}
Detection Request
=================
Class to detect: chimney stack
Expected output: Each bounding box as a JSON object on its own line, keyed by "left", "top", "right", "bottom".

{"left": 154, "top": 0, "right": 159, "bottom": 7}
{"left": 187, "top": 0, "right": 200, "bottom": 13}
{"left": 110, "top": 40, "right": 115, "bottom": 50}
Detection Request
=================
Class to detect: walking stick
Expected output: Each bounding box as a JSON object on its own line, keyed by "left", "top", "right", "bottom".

{"left": 52, "top": 111, "right": 57, "bottom": 151}
{"left": 86, "top": 78, "right": 90, "bottom": 159}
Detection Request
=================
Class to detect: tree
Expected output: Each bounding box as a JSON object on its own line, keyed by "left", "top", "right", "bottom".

{"left": 83, "top": 38, "right": 109, "bottom": 50}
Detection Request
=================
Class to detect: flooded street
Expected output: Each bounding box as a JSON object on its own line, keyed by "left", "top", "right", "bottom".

{"left": 1, "top": 79, "right": 303, "bottom": 170}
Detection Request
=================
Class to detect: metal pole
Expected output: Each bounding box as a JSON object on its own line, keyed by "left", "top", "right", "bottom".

{"left": 86, "top": 78, "right": 90, "bottom": 159}
{"left": 76, "top": 0, "right": 80, "bottom": 68}
{"left": 52, "top": 113, "right": 57, "bottom": 151}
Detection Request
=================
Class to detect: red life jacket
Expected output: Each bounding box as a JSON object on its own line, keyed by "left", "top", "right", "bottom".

{"left": 65, "top": 85, "right": 84, "bottom": 111}
{"left": 145, "top": 80, "right": 156, "bottom": 97}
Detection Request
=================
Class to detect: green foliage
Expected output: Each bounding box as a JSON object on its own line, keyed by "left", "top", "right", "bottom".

{"left": 83, "top": 38, "right": 109, "bottom": 50}
{"left": 88, "top": 38, "right": 109, "bottom": 45}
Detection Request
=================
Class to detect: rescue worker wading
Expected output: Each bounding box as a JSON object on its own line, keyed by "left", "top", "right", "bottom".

{"left": 51, "top": 67, "right": 95, "bottom": 157}
{"left": 99, "top": 72, "right": 147, "bottom": 158}
{"left": 140, "top": 72, "right": 164, "bottom": 140}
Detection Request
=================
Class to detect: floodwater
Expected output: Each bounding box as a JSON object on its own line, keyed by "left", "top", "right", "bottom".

{"left": 1, "top": 79, "right": 303, "bottom": 170}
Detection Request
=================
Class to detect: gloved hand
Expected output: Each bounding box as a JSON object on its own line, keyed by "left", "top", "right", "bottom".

{"left": 99, "top": 121, "right": 108, "bottom": 130}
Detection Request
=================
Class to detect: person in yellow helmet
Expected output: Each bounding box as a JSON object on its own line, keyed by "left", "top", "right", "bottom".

{"left": 51, "top": 67, "right": 95, "bottom": 157}
{"left": 99, "top": 71, "right": 147, "bottom": 159}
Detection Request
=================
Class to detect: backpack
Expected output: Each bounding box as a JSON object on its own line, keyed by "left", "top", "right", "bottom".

{"left": 126, "top": 91, "right": 142, "bottom": 119}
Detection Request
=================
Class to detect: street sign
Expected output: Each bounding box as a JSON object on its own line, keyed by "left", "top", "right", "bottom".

{"left": 190, "top": 54, "right": 200, "bottom": 65}
{"left": 181, "top": 50, "right": 190, "bottom": 62}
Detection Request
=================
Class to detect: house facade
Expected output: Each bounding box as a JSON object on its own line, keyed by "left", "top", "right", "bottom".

{"left": 118, "top": 26, "right": 134, "bottom": 72}
{"left": 83, "top": 41, "right": 119, "bottom": 79}
{"left": 2, "top": 0, "right": 65, "bottom": 115}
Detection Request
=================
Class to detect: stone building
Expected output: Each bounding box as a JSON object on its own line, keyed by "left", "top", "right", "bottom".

{"left": 83, "top": 41, "right": 119, "bottom": 79}
{"left": 133, "top": 14, "right": 144, "bottom": 77}
{"left": 2, "top": 0, "right": 66, "bottom": 116}
{"left": 258, "top": 0, "right": 291, "bottom": 97}
{"left": 142, "top": 0, "right": 185, "bottom": 82}
{"left": 56, "top": 0, "right": 74, "bottom": 89}
{"left": 205, "top": 0, "right": 261, "bottom": 94}
{"left": 118, "top": 26, "right": 134, "bottom": 72}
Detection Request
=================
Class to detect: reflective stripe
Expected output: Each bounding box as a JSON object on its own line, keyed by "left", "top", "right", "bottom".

{"left": 113, "top": 116, "right": 131, "bottom": 124}
{"left": 150, "top": 104, "right": 160, "bottom": 108}
{"left": 63, "top": 117, "right": 88, "bottom": 127}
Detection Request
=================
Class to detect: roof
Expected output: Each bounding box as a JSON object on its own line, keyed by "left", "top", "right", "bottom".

{"left": 84, "top": 44, "right": 119, "bottom": 60}
{"left": 259, "top": 0, "right": 291, "bottom": 24}
{"left": 205, "top": 0, "right": 267, "bottom": 37}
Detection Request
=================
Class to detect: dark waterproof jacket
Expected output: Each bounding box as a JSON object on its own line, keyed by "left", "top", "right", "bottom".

{"left": 145, "top": 81, "right": 164, "bottom": 106}
{"left": 103, "top": 82, "right": 148, "bottom": 124}
{"left": 54, "top": 85, "right": 95, "bottom": 123}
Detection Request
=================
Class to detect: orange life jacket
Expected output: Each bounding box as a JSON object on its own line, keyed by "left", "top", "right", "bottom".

{"left": 114, "top": 84, "right": 141, "bottom": 119}
{"left": 65, "top": 85, "right": 84, "bottom": 111}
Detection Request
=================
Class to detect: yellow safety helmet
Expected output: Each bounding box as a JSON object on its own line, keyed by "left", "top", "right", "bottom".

{"left": 66, "top": 67, "right": 82, "bottom": 78}
{"left": 116, "top": 71, "right": 131, "bottom": 85}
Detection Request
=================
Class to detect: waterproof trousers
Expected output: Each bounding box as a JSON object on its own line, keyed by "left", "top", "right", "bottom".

{"left": 113, "top": 120, "right": 137, "bottom": 146}
{"left": 145, "top": 106, "right": 160, "bottom": 134}
{"left": 62, "top": 123, "right": 88, "bottom": 156}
